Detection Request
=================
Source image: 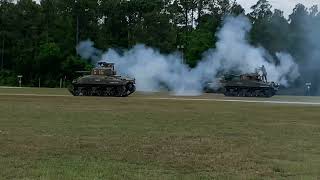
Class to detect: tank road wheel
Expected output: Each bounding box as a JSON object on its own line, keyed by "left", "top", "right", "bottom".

{"left": 239, "top": 89, "right": 247, "bottom": 97}
{"left": 107, "top": 87, "right": 115, "bottom": 96}
{"left": 224, "top": 89, "right": 231, "bottom": 97}
{"left": 223, "top": 88, "right": 229, "bottom": 96}
{"left": 96, "top": 88, "right": 105, "bottom": 97}
{"left": 125, "top": 83, "right": 136, "bottom": 97}
{"left": 91, "top": 87, "right": 98, "bottom": 96}
{"left": 224, "top": 88, "right": 235, "bottom": 97}
{"left": 229, "top": 89, "right": 237, "bottom": 97}
{"left": 263, "top": 89, "right": 273, "bottom": 98}
{"left": 235, "top": 89, "right": 241, "bottom": 97}
{"left": 109, "top": 87, "right": 117, "bottom": 96}
{"left": 253, "top": 90, "right": 260, "bottom": 97}
{"left": 79, "top": 89, "right": 86, "bottom": 96}
{"left": 130, "top": 84, "right": 136, "bottom": 94}
{"left": 245, "top": 90, "right": 252, "bottom": 97}
{"left": 258, "top": 90, "right": 265, "bottom": 97}
{"left": 102, "top": 88, "right": 109, "bottom": 96}
{"left": 77, "top": 88, "right": 83, "bottom": 96}
{"left": 224, "top": 88, "right": 234, "bottom": 97}
{"left": 69, "top": 86, "right": 80, "bottom": 96}
{"left": 80, "top": 88, "right": 93, "bottom": 96}
{"left": 88, "top": 88, "right": 94, "bottom": 96}
{"left": 73, "top": 88, "right": 81, "bottom": 96}
{"left": 115, "top": 86, "right": 126, "bottom": 97}
{"left": 103, "top": 87, "right": 116, "bottom": 97}
{"left": 250, "top": 90, "right": 256, "bottom": 97}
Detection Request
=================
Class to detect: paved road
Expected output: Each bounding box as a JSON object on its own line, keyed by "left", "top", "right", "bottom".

{"left": 147, "top": 97, "right": 320, "bottom": 106}
{"left": 0, "top": 93, "right": 319, "bottom": 106}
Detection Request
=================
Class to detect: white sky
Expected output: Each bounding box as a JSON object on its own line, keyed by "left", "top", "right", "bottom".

{"left": 236, "top": 0, "right": 320, "bottom": 17}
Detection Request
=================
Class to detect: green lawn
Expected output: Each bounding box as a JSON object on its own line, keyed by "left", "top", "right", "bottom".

{"left": 0, "top": 88, "right": 319, "bottom": 179}
{"left": 0, "top": 87, "right": 69, "bottom": 95}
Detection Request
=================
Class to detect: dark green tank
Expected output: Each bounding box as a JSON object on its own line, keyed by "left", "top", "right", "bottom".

{"left": 220, "top": 73, "right": 279, "bottom": 98}
{"left": 68, "top": 62, "right": 136, "bottom": 97}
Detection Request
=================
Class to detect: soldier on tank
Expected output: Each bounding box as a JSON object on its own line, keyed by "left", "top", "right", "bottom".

{"left": 261, "top": 65, "right": 267, "bottom": 82}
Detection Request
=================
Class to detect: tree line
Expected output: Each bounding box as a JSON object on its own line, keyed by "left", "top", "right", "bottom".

{"left": 0, "top": 0, "right": 319, "bottom": 89}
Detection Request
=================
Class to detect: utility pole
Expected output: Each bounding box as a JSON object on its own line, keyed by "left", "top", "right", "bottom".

{"left": 177, "top": 45, "right": 185, "bottom": 64}
{"left": 76, "top": 15, "right": 79, "bottom": 46}
{"left": 63, "top": 76, "right": 66, "bottom": 88}
{"left": 46, "top": 19, "right": 49, "bottom": 43}
{"left": 75, "top": 0, "right": 80, "bottom": 47}
{"left": 17, "top": 75, "right": 23, "bottom": 87}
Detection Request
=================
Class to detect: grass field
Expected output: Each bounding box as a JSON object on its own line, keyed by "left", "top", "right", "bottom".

{"left": 0, "top": 88, "right": 320, "bottom": 179}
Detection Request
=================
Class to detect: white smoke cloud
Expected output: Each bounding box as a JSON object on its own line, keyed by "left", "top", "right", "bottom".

{"left": 76, "top": 40, "right": 101, "bottom": 62}
{"left": 76, "top": 16, "right": 300, "bottom": 95}
{"left": 103, "top": 46, "right": 201, "bottom": 95}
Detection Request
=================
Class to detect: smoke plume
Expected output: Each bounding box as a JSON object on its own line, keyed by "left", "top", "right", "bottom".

{"left": 76, "top": 16, "right": 300, "bottom": 95}
{"left": 294, "top": 7, "right": 320, "bottom": 95}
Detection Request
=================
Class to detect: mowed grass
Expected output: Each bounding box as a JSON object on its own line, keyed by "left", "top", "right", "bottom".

{"left": 0, "top": 87, "right": 69, "bottom": 95}
{"left": 0, "top": 88, "right": 320, "bottom": 179}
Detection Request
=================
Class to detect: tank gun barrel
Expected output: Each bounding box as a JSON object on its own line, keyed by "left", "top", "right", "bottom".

{"left": 75, "top": 71, "right": 90, "bottom": 74}
{"left": 98, "top": 62, "right": 114, "bottom": 68}
{"left": 98, "top": 62, "right": 107, "bottom": 67}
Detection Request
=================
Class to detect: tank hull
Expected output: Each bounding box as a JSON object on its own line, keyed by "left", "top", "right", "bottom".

{"left": 223, "top": 86, "right": 277, "bottom": 98}
{"left": 211, "top": 73, "right": 279, "bottom": 98}
{"left": 69, "top": 63, "right": 136, "bottom": 97}
{"left": 68, "top": 83, "right": 136, "bottom": 97}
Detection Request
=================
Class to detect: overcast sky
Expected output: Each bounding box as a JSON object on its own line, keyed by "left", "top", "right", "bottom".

{"left": 236, "top": 0, "right": 320, "bottom": 17}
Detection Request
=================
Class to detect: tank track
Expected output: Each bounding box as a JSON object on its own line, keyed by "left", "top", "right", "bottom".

{"left": 223, "top": 87, "right": 276, "bottom": 98}
{"left": 68, "top": 84, "right": 136, "bottom": 97}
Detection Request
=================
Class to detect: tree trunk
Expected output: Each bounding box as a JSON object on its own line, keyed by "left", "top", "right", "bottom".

{"left": 191, "top": 5, "right": 194, "bottom": 27}
{"left": 197, "top": 0, "right": 203, "bottom": 21}
{"left": 184, "top": 3, "right": 188, "bottom": 28}
{"left": 1, "top": 37, "right": 4, "bottom": 70}
{"left": 76, "top": 15, "right": 79, "bottom": 46}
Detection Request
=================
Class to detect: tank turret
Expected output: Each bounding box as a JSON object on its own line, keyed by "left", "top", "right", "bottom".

{"left": 68, "top": 62, "right": 136, "bottom": 97}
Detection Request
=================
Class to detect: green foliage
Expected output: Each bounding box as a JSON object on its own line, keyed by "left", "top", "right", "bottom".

{"left": 0, "top": 0, "right": 319, "bottom": 87}
{"left": 0, "top": 70, "right": 17, "bottom": 86}
{"left": 186, "top": 15, "right": 218, "bottom": 67}
{"left": 37, "top": 42, "right": 61, "bottom": 60}
{"left": 61, "top": 55, "right": 92, "bottom": 80}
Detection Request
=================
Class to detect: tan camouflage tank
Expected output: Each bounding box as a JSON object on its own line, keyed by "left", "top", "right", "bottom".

{"left": 68, "top": 62, "right": 136, "bottom": 97}
{"left": 220, "top": 73, "right": 279, "bottom": 98}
